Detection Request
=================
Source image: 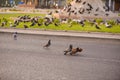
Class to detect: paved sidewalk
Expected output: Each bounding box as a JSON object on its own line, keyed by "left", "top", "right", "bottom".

{"left": 0, "top": 28, "right": 120, "bottom": 40}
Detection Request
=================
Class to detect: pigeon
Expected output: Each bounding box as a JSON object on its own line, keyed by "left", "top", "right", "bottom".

{"left": 94, "top": 14, "right": 99, "bottom": 16}
{"left": 105, "top": 22, "right": 112, "bottom": 28}
{"left": 83, "top": 1, "right": 86, "bottom": 5}
{"left": 75, "top": 0, "right": 82, "bottom": 3}
{"left": 44, "top": 22, "right": 49, "bottom": 26}
{"left": 24, "top": 25, "right": 28, "bottom": 29}
{"left": 87, "top": 3, "right": 93, "bottom": 10}
{"left": 103, "top": 5, "right": 110, "bottom": 12}
{"left": 71, "top": 10, "right": 75, "bottom": 13}
{"left": 38, "top": 23, "right": 42, "bottom": 26}
{"left": 1, "top": 22, "right": 5, "bottom": 27}
{"left": 116, "top": 19, "right": 120, "bottom": 24}
{"left": 74, "top": 12, "right": 77, "bottom": 15}
{"left": 75, "top": 0, "right": 79, "bottom": 3}
{"left": 95, "top": 24, "right": 101, "bottom": 29}
{"left": 48, "top": 11, "right": 52, "bottom": 15}
{"left": 54, "top": 23, "right": 59, "bottom": 26}
{"left": 78, "top": 0, "right": 82, "bottom": 3}
{"left": 79, "top": 20, "right": 85, "bottom": 27}
{"left": 105, "top": 13, "right": 109, "bottom": 16}
{"left": 13, "top": 32, "right": 18, "bottom": 40}
{"left": 67, "top": 7, "right": 71, "bottom": 12}
{"left": 69, "top": 47, "right": 83, "bottom": 55}
{"left": 95, "top": 7, "right": 99, "bottom": 12}
{"left": 64, "top": 44, "right": 73, "bottom": 55}
{"left": 88, "top": 11, "right": 91, "bottom": 14}
{"left": 14, "top": 20, "right": 19, "bottom": 25}
{"left": 78, "top": 8, "right": 85, "bottom": 14}
{"left": 30, "top": 22, "right": 36, "bottom": 26}
{"left": 68, "top": 3, "right": 72, "bottom": 7}
{"left": 43, "top": 40, "right": 51, "bottom": 48}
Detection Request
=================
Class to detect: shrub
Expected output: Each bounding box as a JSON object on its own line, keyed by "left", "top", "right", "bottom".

{"left": 38, "top": 18, "right": 44, "bottom": 24}
{"left": 70, "top": 21, "right": 78, "bottom": 25}
{"left": 67, "top": 19, "right": 72, "bottom": 23}
{"left": 107, "top": 20, "right": 116, "bottom": 25}
{"left": 95, "top": 18, "right": 103, "bottom": 24}
{"left": 53, "top": 18, "right": 60, "bottom": 24}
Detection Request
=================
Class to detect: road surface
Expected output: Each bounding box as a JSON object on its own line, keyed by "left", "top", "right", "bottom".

{"left": 0, "top": 32, "right": 120, "bottom": 80}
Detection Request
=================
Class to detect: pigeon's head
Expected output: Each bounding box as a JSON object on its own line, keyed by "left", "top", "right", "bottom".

{"left": 77, "top": 47, "right": 83, "bottom": 52}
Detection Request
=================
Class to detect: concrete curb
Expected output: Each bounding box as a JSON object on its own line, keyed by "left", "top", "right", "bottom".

{"left": 0, "top": 28, "right": 120, "bottom": 40}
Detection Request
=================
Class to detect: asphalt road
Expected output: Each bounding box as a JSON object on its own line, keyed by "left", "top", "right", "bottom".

{"left": 0, "top": 32, "right": 120, "bottom": 80}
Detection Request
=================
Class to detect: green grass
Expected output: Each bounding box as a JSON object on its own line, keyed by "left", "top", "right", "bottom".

{"left": 0, "top": 13, "right": 120, "bottom": 33}
{"left": 119, "top": 13, "right": 120, "bottom": 16}
{"left": 0, "top": 13, "right": 45, "bottom": 18}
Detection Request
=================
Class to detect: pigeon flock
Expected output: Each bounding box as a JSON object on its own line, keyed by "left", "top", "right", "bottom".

{"left": 0, "top": 1, "right": 119, "bottom": 56}
{"left": 42, "top": 39, "right": 83, "bottom": 55}
{"left": 0, "top": 0, "right": 120, "bottom": 29}
{"left": 0, "top": 0, "right": 120, "bottom": 31}
{"left": 62, "top": 0, "right": 114, "bottom": 17}
{"left": 43, "top": 40, "right": 83, "bottom": 55}
{"left": 0, "top": 14, "right": 120, "bottom": 31}
{"left": 12, "top": 34, "right": 83, "bottom": 56}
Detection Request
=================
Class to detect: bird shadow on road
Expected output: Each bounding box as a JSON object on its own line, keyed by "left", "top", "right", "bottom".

{"left": 43, "top": 47, "right": 51, "bottom": 50}
{"left": 64, "top": 54, "right": 85, "bottom": 57}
